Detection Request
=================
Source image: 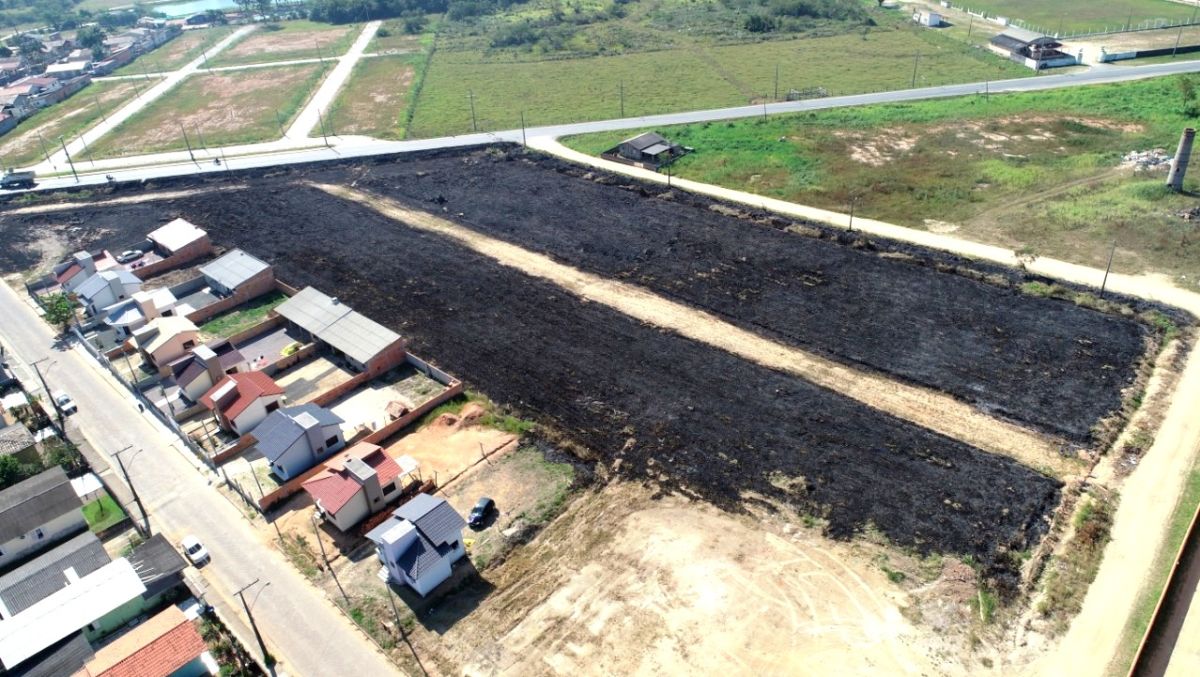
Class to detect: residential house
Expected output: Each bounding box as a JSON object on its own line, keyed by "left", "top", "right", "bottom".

{"left": 103, "top": 288, "right": 180, "bottom": 339}
{"left": 198, "top": 249, "right": 273, "bottom": 298}
{"left": 0, "top": 91, "right": 31, "bottom": 121}
{"left": 138, "top": 17, "right": 169, "bottom": 29}
{"left": 252, "top": 403, "right": 345, "bottom": 481}
{"left": 274, "top": 287, "right": 405, "bottom": 373}
{"left": 200, "top": 371, "right": 284, "bottom": 435}
{"left": 0, "top": 111, "right": 16, "bottom": 136}
{"left": 366, "top": 493, "right": 467, "bottom": 597}
{"left": 133, "top": 316, "right": 199, "bottom": 370}
{"left": 146, "top": 219, "right": 210, "bottom": 260}
{"left": 0, "top": 58, "right": 28, "bottom": 86}
{"left": 126, "top": 535, "right": 188, "bottom": 606}
{"left": 168, "top": 340, "right": 248, "bottom": 403}
{"left": 0, "top": 467, "right": 86, "bottom": 570}
{"left": 76, "top": 606, "right": 208, "bottom": 677}
{"left": 8, "top": 631, "right": 94, "bottom": 677}
{"left": 75, "top": 270, "right": 143, "bottom": 317}
{"left": 55, "top": 251, "right": 119, "bottom": 294}
{"left": 988, "top": 27, "right": 1079, "bottom": 69}
{"left": 0, "top": 532, "right": 110, "bottom": 619}
{"left": 43, "top": 60, "right": 90, "bottom": 80}
{"left": 304, "top": 443, "right": 417, "bottom": 531}
{"left": 613, "top": 132, "right": 686, "bottom": 168}
{"left": 0, "top": 559, "right": 146, "bottom": 672}
{"left": 0, "top": 423, "right": 38, "bottom": 466}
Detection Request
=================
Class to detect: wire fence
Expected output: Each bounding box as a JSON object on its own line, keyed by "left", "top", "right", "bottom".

{"left": 944, "top": 2, "right": 1200, "bottom": 39}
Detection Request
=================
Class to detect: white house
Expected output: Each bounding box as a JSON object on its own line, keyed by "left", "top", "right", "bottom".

{"left": 200, "top": 371, "right": 284, "bottom": 435}
{"left": 0, "top": 467, "right": 86, "bottom": 570}
{"left": 253, "top": 404, "right": 346, "bottom": 481}
{"left": 366, "top": 493, "right": 467, "bottom": 597}
{"left": 169, "top": 340, "right": 248, "bottom": 403}
{"left": 74, "top": 269, "right": 143, "bottom": 317}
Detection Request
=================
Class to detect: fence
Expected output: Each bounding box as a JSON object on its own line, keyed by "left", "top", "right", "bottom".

{"left": 942, "top": 2, "right": 1200, "bottom": 39}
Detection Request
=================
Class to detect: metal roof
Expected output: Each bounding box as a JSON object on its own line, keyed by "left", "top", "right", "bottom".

{"left": 199, "top": 249, "right": 270, "bottom": 291}
{"left": 126, "top": 534, "right": 187, "bottom": 589}
{"left": 5, "top": 631, "right": 93, "bottom": 677}
{"left": 0, "top": 423, "right": 35, "bottom": 458}
{"left": 0, "top": 467, "right": 83, "bottom": 544}
{"left": 275, "top": 287, "right": 400, "bottom": 364}
{"left": 1000, "top": 25, "right": 1045, "bottom": 43}
{"left": 254, "top": 404, "right": 343, "bottom": 463}
{"left": 641, "top": 142, "right": 673, "bottom": 157}
{"left": 621, "top": 132, "right": 668, "bottom": 150}
{"left": 274, "top": 287, "right": 351, "bottom": 336}
{"left": 0, "top": 559, "right": 145, "bottom": 669}
{"left": 0, "top": 532, "right": 110, "bottom": 618}
{"left": 146, "top": 219, "right": 206, "bottom": 254}
{"left": 395, "top": 493, "right": 465, "bottom": 547}
{"left": 74, "top": 270, "right": 141, "bottom": 302}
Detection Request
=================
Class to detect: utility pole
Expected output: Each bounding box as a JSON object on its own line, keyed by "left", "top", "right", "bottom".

{"left": 195, "top": 124, "right": 207, "bottom": 151}
{"left": 79, "top": 132, "right": 95, "bottom": 166}
{"left": 37, "top": 132, "right": 54, "bottom": 169}
{"left": 114, "top": 447, "right": 151, "bottom": 535}
{"left": 202, "top": 48, "right": 211, "bottom": 72}
{"left": 774, "top": 64, "right": 780, "bottom": 100}
{"left": 316, "top": 108, "right": 330, "bottom": 146}
{"left": 274, "top": 108, "right": 284, "bottom": 137}
{"left": 385, "top": 579, "right": 428, "bottom": 677}
{"left": 468, "top": 89, "right": 477, "bottom": 132}
{"left": 967, "top": 15, "right": 974, "bottom": 39}
{"left": 1100, "top": 239, "right": 1117, "bottom": 297}
{"left": 1175, "top": 4, "right": 1198, "bottom": 58}
{"left": 30, "top": 358, "right": 62, "bottom": 424}
{"left": 666, "top": 163, "right": 672, "bottom": 187}
{"left": 311, "top": 513, "right": 350, "bottom": 605}
{"left": 911, "top": 52, "right": 920, "bottom": 88}
{"left": 619, "top": 81, "right": 625, "bottom": 117}
{"left": 234, "top": 580, "right": 272, "bottom": 666}
{"left": 180, "top": 124, "right": 196, "bottom": 163}
{"left": 58, "top": 137, "right": 79, "bottom": 182}
{"left": 520, "top": 110, "right": 526, "bottom": 148}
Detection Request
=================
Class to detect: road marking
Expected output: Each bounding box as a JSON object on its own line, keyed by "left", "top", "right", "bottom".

{"left": 313, "top": 182, "right": 1074, "bottom": 477}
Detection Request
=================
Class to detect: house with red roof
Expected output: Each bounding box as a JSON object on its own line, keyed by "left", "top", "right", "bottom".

{"left": 304, "top": 442, "right": 417, "bottom": 531}
{"left": 199, "top": 371, "right": 284, "bottom": 435}
{"left": 75, "top": 605, "right": 209, "bottom": 677}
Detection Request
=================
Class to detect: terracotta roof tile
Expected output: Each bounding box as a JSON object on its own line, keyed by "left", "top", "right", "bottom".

{"left": 79, "top": 606, "right": 206, "bottom": 677}
{"left": 200, "top": 371, "right": 283, "bottom": 422}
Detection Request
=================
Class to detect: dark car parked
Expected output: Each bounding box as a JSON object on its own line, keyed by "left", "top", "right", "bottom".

{"left": 469, "top": 497, "right": 496, "bottom": 529}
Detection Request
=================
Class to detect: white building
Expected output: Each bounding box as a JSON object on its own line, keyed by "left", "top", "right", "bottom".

{"left": 366, "top": 493, "right": 466, "bottom": 597}
{"left": 0, "top": 467, "right": 86, "bottom": 570}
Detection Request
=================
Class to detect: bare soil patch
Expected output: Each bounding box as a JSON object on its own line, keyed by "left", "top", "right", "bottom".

{"left": 217, "top": 24, "right": 354, "bottom": 64}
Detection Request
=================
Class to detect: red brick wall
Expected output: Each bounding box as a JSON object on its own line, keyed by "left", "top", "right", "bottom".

{"left": 185, "top": 267, "right": 277, "bottom": 325}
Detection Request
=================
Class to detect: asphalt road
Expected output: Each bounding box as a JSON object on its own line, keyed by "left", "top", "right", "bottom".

{"left": 0, "top": 283, "right": 400, "bottom": 676}
{"left": 9, "top": 57, "right": 1200, "bottom": 193}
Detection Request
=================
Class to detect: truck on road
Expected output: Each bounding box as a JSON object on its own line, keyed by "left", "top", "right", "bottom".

{"left": 0, "top": 171, "right": 36, "bottom": 189}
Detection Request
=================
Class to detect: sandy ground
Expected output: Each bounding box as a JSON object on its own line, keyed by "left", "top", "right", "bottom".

{"left": 385, "top": 409, "right": 517, "bottom": 485}
{"left": 220, "top": 25, "right": 355, "bottom": 63}
{"left": 1065, "top": 25, "right": 1200, "bottom": 62}
{"left": 315, "top": 182, "right": 1074, "bottom": 478}
{"left": 413, "top": 482, "right": 937, "bottom": 676}
{"left": 0, "top": 81, "right": 144, "bottom": 163}
{"left": 4, "top": 186, "right": 246, "bottom": 215}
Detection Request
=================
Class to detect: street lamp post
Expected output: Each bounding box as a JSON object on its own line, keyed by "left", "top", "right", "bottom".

{"left": 114, "top": 446, "right": 151, "bottom": 535}
{"left": 234, "top": 580, "right": 272, "bottom": 666}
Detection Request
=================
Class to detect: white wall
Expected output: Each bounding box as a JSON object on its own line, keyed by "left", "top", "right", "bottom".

{"left": 231, "top": 396, "right": 281, "bottom": 435}
{"left": 0, "top": 511, "right": 85, "bottom": 569}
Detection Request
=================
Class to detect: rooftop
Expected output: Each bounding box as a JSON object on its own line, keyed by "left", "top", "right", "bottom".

{"left": 274, "top": 286, "right": 351, "bottom": 336}
{"left": 622, "top": 131, "right": 670, "bottom": 151}
{"left": 77, "top": 606, "right": 204, "bottom": 677}
{"left": 126, "top": 534, "right": 187, "bottom": 590}
{"left": 275, "top": 287, "right": 401, "bottom": 365}
{"left": 0, "top": 532, "right": 110, "bottom": 618}
{"left": 199, "top": 249, "right": 270, "bottom": 291}
{"left": 200, "top": 371, "right": 284, "bottom": 422}
{"left": 253, "top": 403, "right": 343, "bottom": 463}
{"left": 0, "top": 467, "right": 82, "bottom": 544}
{"left": 146, "top": 219, "right": 206, "bottom": 254}
{"left": 75, "top": 270, "right": 141, "bottom": 303}
{"left": 0, "top": 423, "right": 35, "bottom": 458}
{"left": 303, "top": 443, "right": 410, "bottom": 514}
{"left": 134, "top": 316, "right": 198, "bottom": 355}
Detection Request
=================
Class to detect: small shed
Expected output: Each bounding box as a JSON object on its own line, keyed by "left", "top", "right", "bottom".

{"left": 613, "top": 132, "right": 687, "bottom": 168}
{"left": 913, "top": 11, "right": 943, "bottom": 27}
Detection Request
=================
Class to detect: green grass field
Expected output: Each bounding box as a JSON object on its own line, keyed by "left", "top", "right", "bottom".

{"left": 409, "top": 23, "right": 1028, "bottom": 137}
{"left": 116, "top": 26, "right": 236, "bottom": 75}
{"left": 952, "top": 0, "right": 1195, "bottom": 34}
{"left": 199, "top": 291, "right": 287, "bottom": 338}
{"left": 327, "top": 56, "right": 420, "bottom": 138}
{"left": 565, "top": 75, "right": 1200, "bottom": 285}
{"left": 208, "top": 20, "right": 360, "bottom": 67}
{"left": 89, "top": 63, "right": 329, "bottom": 158}
{"left": 82, "top": 494, "right": 127, "bottom": 532}
{"left": 0, "top": 79, "right": 155, "bottom": 168}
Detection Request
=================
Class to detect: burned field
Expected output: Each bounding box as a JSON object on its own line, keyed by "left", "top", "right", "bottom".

{"left": 0, "top": 147, "right": 1159, "bottom": 579}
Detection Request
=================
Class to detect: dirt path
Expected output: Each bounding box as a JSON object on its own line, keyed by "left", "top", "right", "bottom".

{"left": 964, "top": 167, "right": 1126, "bottom": 231}
{"left": 314, "top": 182, "right": 1071, "bottom": 477}
{"left": 4, "top": 186, "right": 246, "bottom": 215}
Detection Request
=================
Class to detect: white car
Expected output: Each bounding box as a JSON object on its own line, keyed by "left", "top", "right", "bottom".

{"left": 181, "top": 535, "right": 210, "bottom": 565}
{"left": 51, "top": 391, "right": 77, "bottom": 415}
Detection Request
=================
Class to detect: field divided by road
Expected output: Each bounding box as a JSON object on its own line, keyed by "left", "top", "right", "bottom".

{"left": 207, "top": 20, "right": 360, "bottom": 67}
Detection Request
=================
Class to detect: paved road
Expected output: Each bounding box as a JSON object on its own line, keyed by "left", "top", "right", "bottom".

{"left": 0, "top": 284, "right": 400, "bottom": 676}
{"left": 285, "top": 21, "right": 381, "bottom": 140}
{"left": 12, "top": 56, "right": 1200, "bottom": 191}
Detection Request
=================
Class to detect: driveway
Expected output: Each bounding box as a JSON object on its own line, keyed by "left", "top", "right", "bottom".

{"left": 0, "top": 282, "right": 399, "bottom": 676}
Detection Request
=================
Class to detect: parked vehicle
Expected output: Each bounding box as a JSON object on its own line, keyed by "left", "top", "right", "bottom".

{"left": 0, "top": 171, "right": 35, "bottom": 189}
{"left": 51, "top": 391, "right": 77, "bottom": 415}
{"left": 469, "top": 497, "right": 496, "bottom": 529}
{"left": 181, "top": 535, "right": 209, "bottom": 565}
{"left": 116, "top": 249, "right": 144, "bottom": 264}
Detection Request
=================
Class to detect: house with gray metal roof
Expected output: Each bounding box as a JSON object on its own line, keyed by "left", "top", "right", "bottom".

{"left": 366, "top": 493, "right": 466, "bottom": 597}
{"left": 0, "top": 467, "right": 86, "bottom": 571}
{"left": 199, "top": 249, "right": 273, "bottom": 296}
{"left": 252, "top": 403, "right": 346, "bottom": 480}
{"left": 74, "top": 269, "right": 142, "bottom": 317}
{"left": 126, "top": 534, "right": 188, "bottom": 603}
{"left": 274, "top": 287, "right": 403, "bottom": 372}
{"left": 0, "top": 532, "right": 110, "bottom": 618}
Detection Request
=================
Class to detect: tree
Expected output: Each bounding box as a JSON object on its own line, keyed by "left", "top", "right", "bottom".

{"left": 0, "top": 46, "right": 11, "bottom": 58}
{"left": 1181, "top": 77, "right": 1199, "bottom": 117}
{"left": 76, "top": 25, "right": 106, "bottom": 50}
{"left": 41, "top": 292, "right": 77, "bottom": 332}
{"left": 44, "top": 438, "right": 84, "bottom": 473}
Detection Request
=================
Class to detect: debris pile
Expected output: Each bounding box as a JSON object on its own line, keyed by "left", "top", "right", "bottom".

{"left": 1121, "top": 148, "right": 1171, "bottom": 171}
{"left": 1177, "top": 206, "right": 1200, "bottom": 221}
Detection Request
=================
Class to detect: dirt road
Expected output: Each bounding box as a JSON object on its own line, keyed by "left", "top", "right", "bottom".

{"left": 315, "top": 181, "right": 1071, "bottom": 477}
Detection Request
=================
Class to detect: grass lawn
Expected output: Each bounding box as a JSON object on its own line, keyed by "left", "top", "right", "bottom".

{"left": 199, "top": 290, "right": 287, "bottom": 338}
{"left": 116, "top": 26, "right": 236, "bottom": 75}
{"left": 82, "top": 494, "right": 127, "bottom": 532}
{"left": 951, "top": 0, "right": 1195, "bottom": 34}
{"left": 327, "top": 56, "right": 419, "bottom": 138}
{"left": 565, "top": 75, "right": 1200, "bottom": 286}
{"left": 409, "top": 23, "right": 1028, "bottom": 137}
{"left": 89, "top": 63, "right": 329, "bottom": 158}
{"left": 208, "top": 20, "right": 360, "bottom": 67}
{"left": 0, "top": 79, "right": 155, "bottom": 168}
{"left": 371, "top": 18, "right": 430, "bottom": 52}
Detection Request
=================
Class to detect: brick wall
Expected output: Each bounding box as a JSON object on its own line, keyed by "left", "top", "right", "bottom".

{"left": 133, "top": 236, "right": 214, "bottom": 280}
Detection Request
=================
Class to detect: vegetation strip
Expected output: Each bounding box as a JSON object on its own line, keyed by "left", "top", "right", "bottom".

{"left": 313, "top": 181, "right": 1068, "bottom": 475}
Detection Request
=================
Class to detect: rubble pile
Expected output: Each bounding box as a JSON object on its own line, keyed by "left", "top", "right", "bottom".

{"left": 1121, "top": 148, "right": 1172, "bottom": 171}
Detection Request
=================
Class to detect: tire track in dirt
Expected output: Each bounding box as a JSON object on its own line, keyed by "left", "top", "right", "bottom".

{"left": 313, "top": 181, "right": 1072, "bottom": 477}
{"left": 4, "top": 186, "right": 247, "bottom": 215}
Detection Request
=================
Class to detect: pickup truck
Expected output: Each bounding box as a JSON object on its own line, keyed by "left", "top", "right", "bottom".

{"left": 0, "top": 171, "right": 35, "bottom": 189}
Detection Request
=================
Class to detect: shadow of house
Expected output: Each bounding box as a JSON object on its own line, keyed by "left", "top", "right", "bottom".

{"left": 396, "top": 558, "right": 494, "bottom": 634}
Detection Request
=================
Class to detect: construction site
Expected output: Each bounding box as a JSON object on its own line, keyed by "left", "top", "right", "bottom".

{"left": 0, "top": 145, "right": 1192, "bottom": 673}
